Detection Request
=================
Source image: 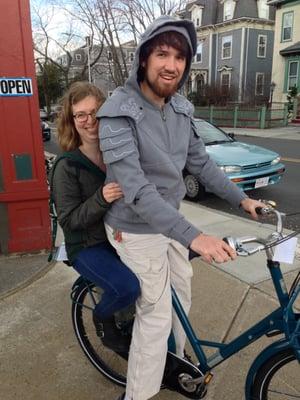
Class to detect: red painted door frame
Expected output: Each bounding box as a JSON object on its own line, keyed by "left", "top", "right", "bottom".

{"left": 0, "top": 0, "right": 51, "bottom": 253}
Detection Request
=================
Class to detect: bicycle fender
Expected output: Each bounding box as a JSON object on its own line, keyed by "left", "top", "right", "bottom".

{"left": 245, "top": 338, "right": 290, "bottom": 399}
{"left": 71, "top": 276, "right": 91, "bottom": 290}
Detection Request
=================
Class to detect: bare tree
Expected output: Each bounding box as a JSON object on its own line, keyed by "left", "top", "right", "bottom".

{"left": 119, "top": 0, "right": 187, "bottom": 32}
{"left": 59, "top": 0, "right": 130, "bottom": 87}
{"left": 31, "top": 0, "right": 104, "bottom": 111}
{"left": 56, "top": 0, "right": 187, "bottom": 87}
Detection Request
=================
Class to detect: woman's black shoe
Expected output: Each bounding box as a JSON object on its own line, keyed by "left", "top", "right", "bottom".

{"left": 92, "top": 313, "right": 131, "bottom": 352}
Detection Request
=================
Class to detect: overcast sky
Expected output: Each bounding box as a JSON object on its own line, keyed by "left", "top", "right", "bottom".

{"left": 30, "top": 0, "right": 90, "bottom": 56}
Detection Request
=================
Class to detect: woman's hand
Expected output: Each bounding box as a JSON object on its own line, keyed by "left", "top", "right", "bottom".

{"left": 102, "top": 182, "right": 123, "bottom": 203}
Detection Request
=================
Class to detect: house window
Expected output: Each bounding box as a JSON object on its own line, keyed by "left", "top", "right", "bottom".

{"left": 288, "top": 61, "right": 299, "bottom": 90}
{"left": 75, "top": 54, "right": 82, "bottom": 61}
{"left": 191, "top": 6, "right": 203, "bottom": 27}
{"left": 223, "top": 0, "right": 234, "bottom": 21}
{"left": 258, "top": 0, "right": 269, "bottom": 19}
{"left": 129, "top": 52, "right": 134, "bottom": 62}
{"left": 282, "top": 12, "right": 293, "bottom": 41}
{"left": 196, "top": 74, "right": 205, "bottom": 93}
{"left": 257, "top": 35, "right": 267, "bottom": 58}
{"left": 220, "top": 71, "right": 231, "bottom": 93}
{"left": 255, "top": 73, "right": 265, "bottom": 95}
{"left": 107, "top": 51, "right": 112, "bottom": 61}
{"left": 195, "top": 43, "right": 203, "bottom": 63}
{"left": 222, "top": 35, "right": 232, "bottom": 59}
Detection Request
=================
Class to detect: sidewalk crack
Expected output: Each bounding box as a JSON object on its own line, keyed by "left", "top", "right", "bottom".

{"left": 221, "top": 286, "right": 250, "bottom": 344}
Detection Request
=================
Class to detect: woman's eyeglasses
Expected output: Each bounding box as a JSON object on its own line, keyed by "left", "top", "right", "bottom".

{"left": 73, "top": 110, "right": 97, "bottom": 123}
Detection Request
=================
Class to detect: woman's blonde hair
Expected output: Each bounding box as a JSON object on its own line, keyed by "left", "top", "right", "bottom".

{"left": 56, "top": 81, "right": 106, "bottom": 151}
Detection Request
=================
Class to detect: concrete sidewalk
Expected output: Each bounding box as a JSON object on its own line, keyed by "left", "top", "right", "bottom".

{"left": 0, "top": 202, "right": 299, "bottom": 400}
{"left": 220, "top": 124, "right": 300, "bottom": 140}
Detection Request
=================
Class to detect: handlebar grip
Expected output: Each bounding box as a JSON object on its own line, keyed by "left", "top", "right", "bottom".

{"left": 188, "top": 249, "right": 200, "bottom": 261}
{"left": 223, "top": 236, "right": 237, "bottom": 250}
{"left": 223, "top": 237, "right": 229, "bottom": 245}
{"left": 255, "top": 207, "right": 263, "bottom": 215}
{"left": 255, "top": 200, "right": 276, "bottom": 216}
{"left": 256, "top": 206, "right": 272, "bottom": 216}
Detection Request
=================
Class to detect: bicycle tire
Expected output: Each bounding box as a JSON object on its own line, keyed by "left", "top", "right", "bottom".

{"left": 71, "top": 281, "right": 129, "bottom": 386}
{"left": 250, "top": 347, "right": 300, "bottom": 399}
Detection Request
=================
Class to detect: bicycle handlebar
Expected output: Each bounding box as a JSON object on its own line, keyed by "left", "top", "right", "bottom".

{"left": 189, "top": 203, "right": 286, "bottom": 259}
{"left": 223, "top": 203, "right": 286, "bottom": 257}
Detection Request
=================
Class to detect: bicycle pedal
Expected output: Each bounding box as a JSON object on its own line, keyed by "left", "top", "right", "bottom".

{"left": 163, "top": 352, "right": 211, "bottom": 399}
{"left": 266, "top": 330, "right": 282, "bottom": 337}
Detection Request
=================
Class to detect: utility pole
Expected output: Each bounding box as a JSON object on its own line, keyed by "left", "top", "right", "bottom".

{"left": 85, "top": 36, "right": 92, "bottom": 83}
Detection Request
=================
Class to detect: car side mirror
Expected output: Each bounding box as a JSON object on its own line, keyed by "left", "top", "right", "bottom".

{"left": 228, "top": 132, "right": 235, "bottom": 141}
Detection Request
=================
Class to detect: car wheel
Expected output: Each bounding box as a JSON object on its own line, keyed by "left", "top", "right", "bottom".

{"left": 184, "top": 174, "right": 206, "bottom": 202}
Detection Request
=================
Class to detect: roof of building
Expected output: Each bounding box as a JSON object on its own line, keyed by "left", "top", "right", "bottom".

{"left": 178, "top": 0, "right": 275, "bottom": 26}
{"left": 280, "top": 41, "right": 300, "bottom": 56}
{"left": 268, "top": 0, "right": 297, "bottom": 5}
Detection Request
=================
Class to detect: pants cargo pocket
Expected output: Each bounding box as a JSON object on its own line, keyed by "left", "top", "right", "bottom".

{"left": 138, "top": 257, "right": 169, "bottom": 306}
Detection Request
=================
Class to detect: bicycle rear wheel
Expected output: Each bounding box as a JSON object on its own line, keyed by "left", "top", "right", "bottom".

{"left": 250, "top": 348, "right": 300, "bottom": 399}
{"left": 71, "top": 281, "right": 131, "bottom": 386}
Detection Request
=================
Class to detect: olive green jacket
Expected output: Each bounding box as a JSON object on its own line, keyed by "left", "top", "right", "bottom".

{"left": 50, "top": 149, "right": 110, "bottom": 262}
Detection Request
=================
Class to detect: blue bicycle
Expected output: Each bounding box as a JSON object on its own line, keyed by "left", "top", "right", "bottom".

{"left": 70, "top": 205, "right": 300, "bottom": 399}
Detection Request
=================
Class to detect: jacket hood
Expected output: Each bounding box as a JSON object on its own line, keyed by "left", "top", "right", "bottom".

{"left": 125, "top": 15, "right": 197, "bottom": 92}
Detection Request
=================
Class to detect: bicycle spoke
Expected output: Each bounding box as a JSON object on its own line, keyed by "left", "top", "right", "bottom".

{"left": 72, "top": 283, "right": 128, "bottom": 385}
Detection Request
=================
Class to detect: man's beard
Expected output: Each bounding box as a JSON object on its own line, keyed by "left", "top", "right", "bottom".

{"left": 144, "top": 73, "right": 179, "bottom": 99}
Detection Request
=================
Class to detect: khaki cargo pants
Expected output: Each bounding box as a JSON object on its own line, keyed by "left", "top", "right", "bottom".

{"left": 105, "top": 225, "right": 193, "bottom": 400}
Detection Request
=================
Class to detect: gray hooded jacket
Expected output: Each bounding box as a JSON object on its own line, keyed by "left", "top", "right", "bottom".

{"left": 98, "top": 15, "right": 246, "bottom": 248}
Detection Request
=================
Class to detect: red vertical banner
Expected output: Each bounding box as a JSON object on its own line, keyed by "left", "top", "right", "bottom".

{"left": 0, "top": 0, "right": 51, "bottom": 253}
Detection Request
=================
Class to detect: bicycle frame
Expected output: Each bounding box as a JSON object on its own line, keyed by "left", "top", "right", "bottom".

{"left": 170, "top": 258, "right": 300, "bottom": 374}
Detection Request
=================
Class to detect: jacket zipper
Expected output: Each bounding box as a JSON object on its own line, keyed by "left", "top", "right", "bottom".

{"left": 161, "top": 106, "right": 166, "bottom": 121}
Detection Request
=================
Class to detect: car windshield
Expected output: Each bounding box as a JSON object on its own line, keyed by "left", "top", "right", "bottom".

{"left": 193, "top": 120, "right": 232, "bottom": 145}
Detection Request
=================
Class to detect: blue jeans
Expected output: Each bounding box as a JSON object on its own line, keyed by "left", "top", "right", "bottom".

{"left": 72, "top": 242, "right": 140, "bottom": 318}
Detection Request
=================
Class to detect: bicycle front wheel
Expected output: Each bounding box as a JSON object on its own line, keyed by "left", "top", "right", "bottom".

{"left": 71, "top": 281, "right": 128, "bottom": 386}
{"left": 250, "top": 348, "right": 300, "bottom": 399}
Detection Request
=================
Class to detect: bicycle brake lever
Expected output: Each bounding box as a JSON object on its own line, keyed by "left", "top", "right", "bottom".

{"left": 236, "top": 245, "right": 265, "bottom": 256}
{"left": 188, "top": 249, "right": 200, "bottom": 261}
{"left": 236, "top": 248, "right": 249, "bottom": 256}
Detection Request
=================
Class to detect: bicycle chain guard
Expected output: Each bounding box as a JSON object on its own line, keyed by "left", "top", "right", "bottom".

{"left": 163, "top": 352, "right": 211, "bottom": 399}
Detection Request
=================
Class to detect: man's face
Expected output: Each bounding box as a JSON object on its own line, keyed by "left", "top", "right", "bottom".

{"left": 141, "top": 44, "right": 186, "bottom": 104}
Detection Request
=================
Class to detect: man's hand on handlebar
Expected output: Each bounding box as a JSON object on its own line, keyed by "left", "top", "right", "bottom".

{"left": 240, "top": 198, "right": 267, "bottom": 220}
{"left": 190, "top": 233, "right": 237, "bottom": 264}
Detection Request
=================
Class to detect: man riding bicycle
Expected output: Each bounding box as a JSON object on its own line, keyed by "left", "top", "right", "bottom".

{"left": 98, "top": 15, "right": 264, "bottom": 400}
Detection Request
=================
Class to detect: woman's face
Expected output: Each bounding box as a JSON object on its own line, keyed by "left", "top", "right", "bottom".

{"left": 72, "top": 95, "right": 99, "bottom": 145}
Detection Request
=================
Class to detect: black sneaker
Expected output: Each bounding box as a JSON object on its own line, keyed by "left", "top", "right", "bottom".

{"left": 92, "top": 313, "right": 131, "bottom": 353}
